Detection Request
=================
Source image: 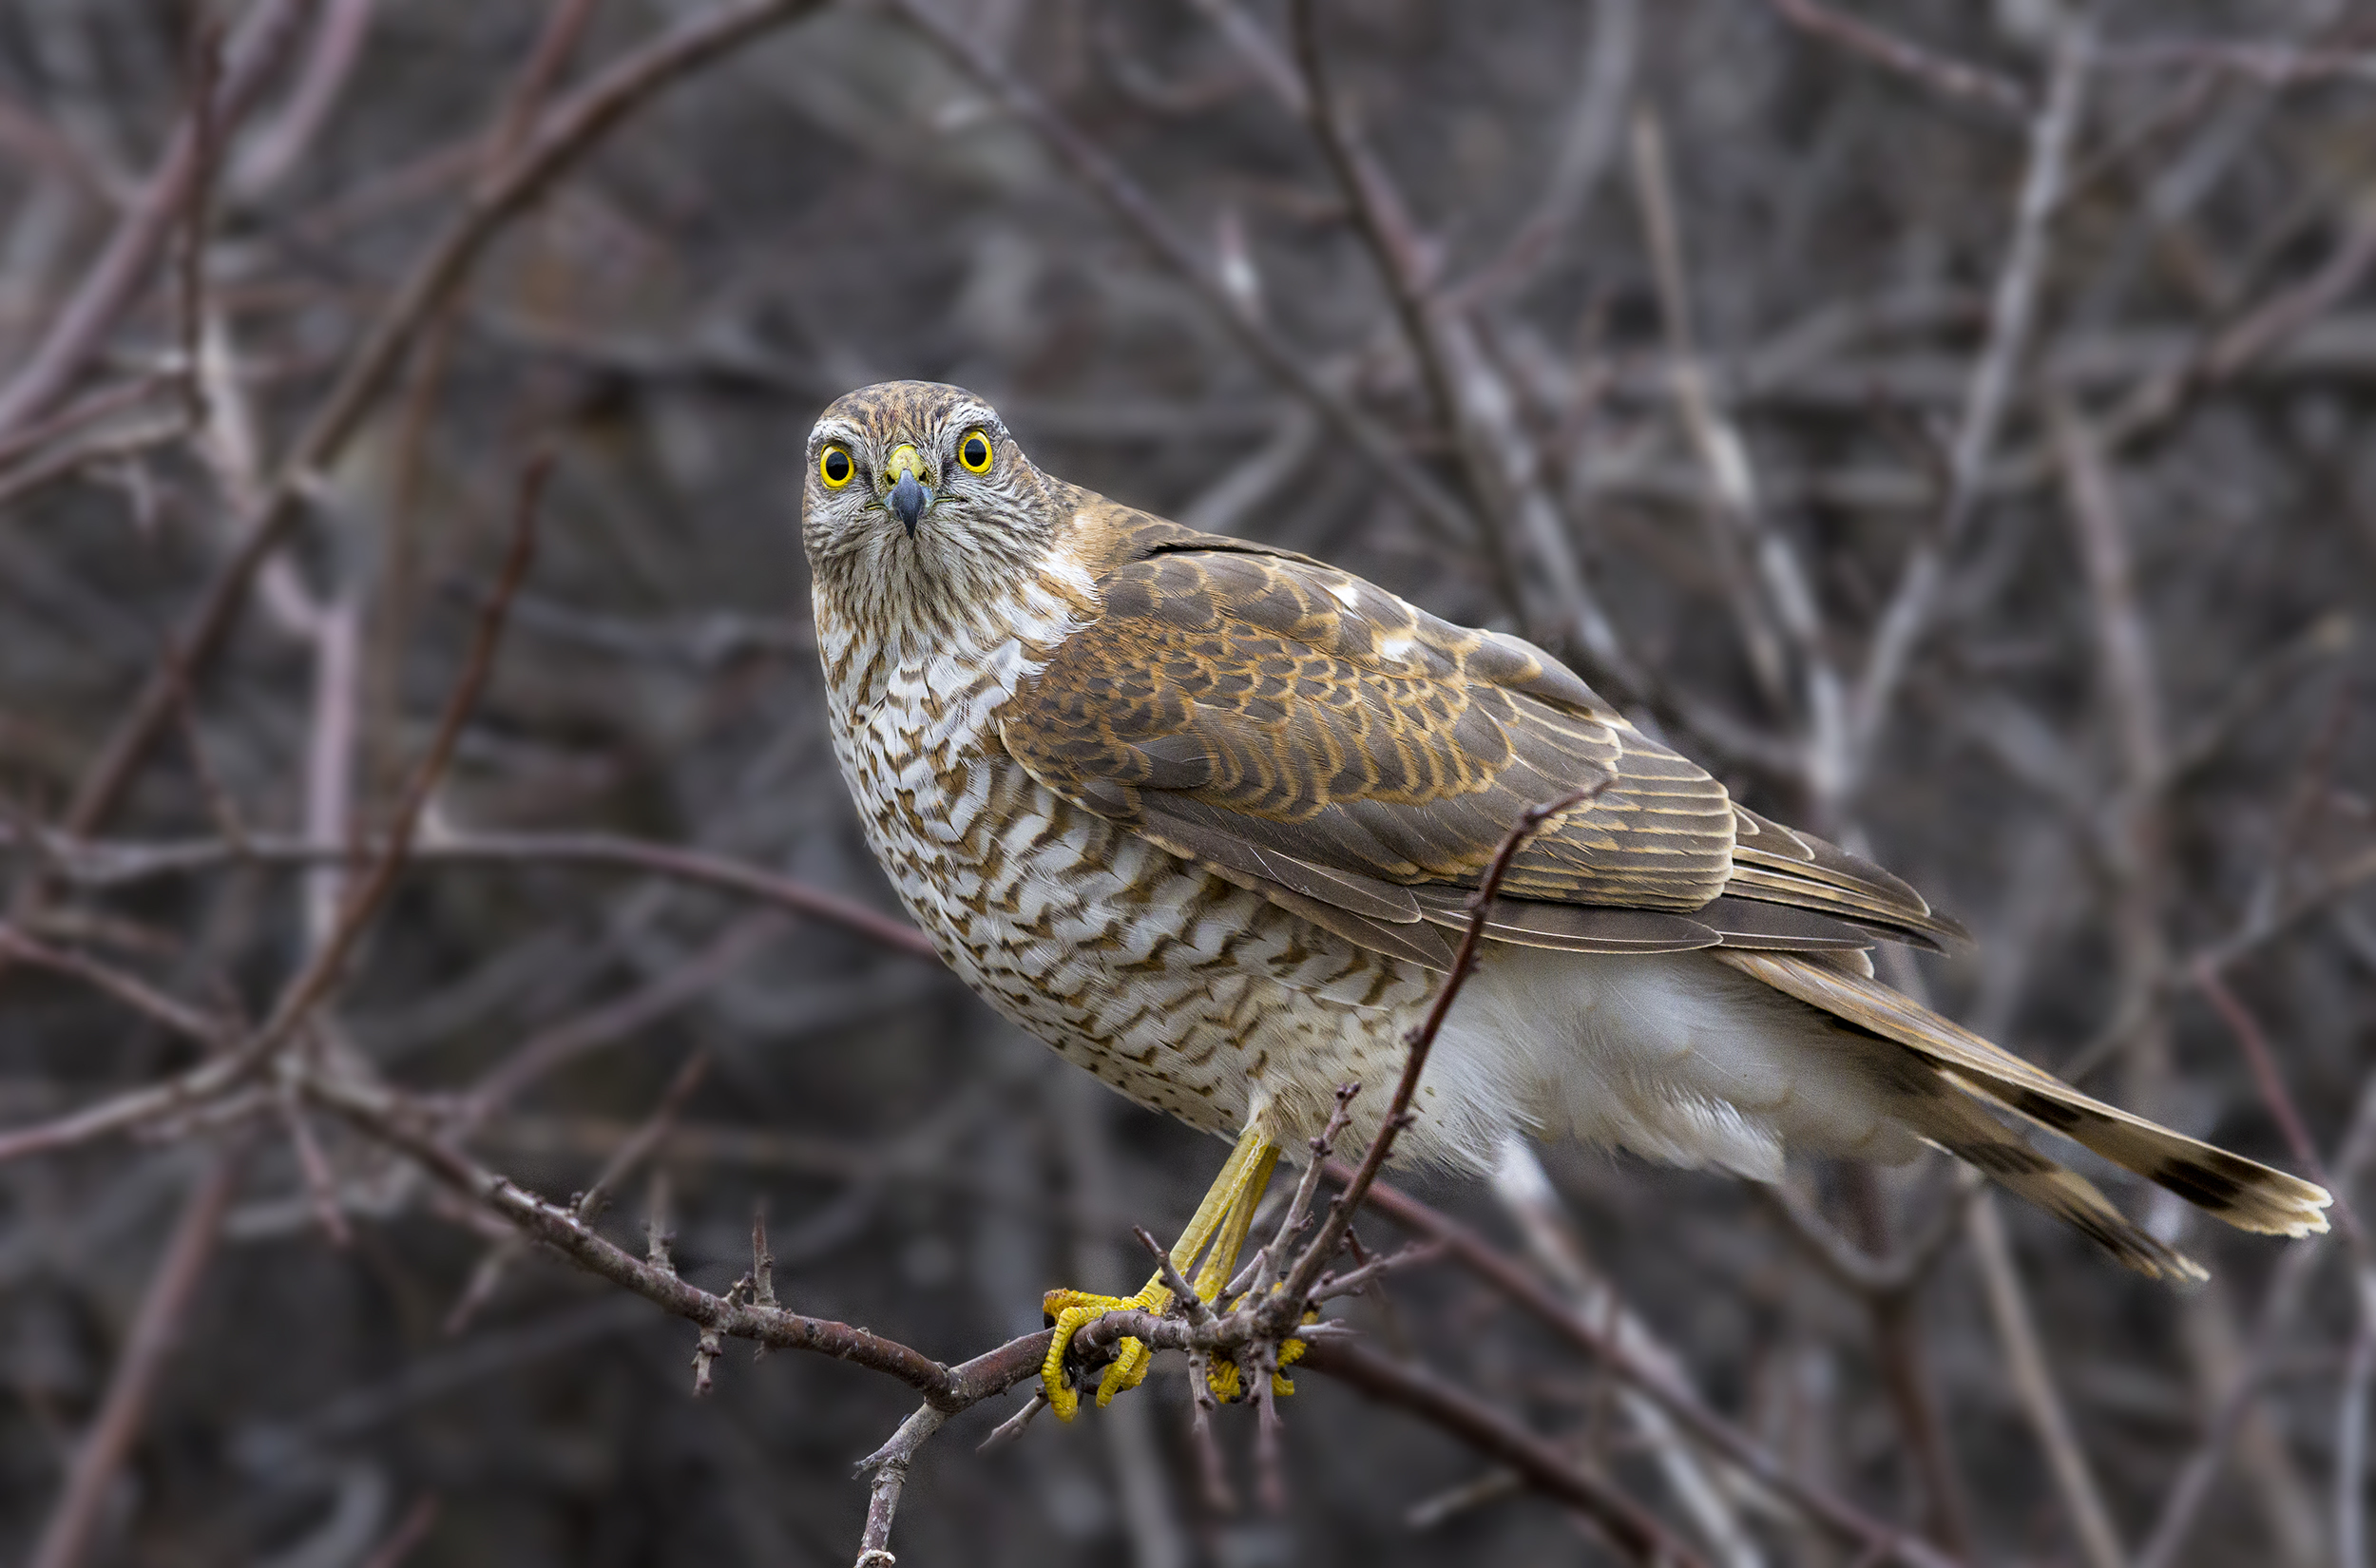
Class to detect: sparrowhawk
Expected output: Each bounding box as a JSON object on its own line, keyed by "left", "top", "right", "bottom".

{"left": 801, "top": 380, "right": 2330, "bottom": 1422}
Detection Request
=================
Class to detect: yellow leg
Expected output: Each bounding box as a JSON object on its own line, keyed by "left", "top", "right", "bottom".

{"left": 1190, "top": 1139, "right": 1273, "bottom": 1300}
{"left": 1041, "top": 1119, "right": 1279, "bottom": 1421}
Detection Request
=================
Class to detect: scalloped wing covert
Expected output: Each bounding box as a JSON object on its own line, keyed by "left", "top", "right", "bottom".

{"left": 996, "top": 522, "right": 1974, "bottom": 964}
{"left": 1000, "top": 529, "right": 1771, "bottom": 950}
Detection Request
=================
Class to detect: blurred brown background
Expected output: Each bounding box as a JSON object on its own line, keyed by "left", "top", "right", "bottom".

{"left": 2, "top": 1, "right": 2374, "bottom": 1564}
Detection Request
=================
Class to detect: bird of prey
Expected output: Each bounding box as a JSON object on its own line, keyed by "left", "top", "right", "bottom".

{"left": 801, "top": 379, "right": 2330, "bottom": 1422}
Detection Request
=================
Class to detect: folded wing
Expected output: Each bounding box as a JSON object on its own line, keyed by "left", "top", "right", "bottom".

{"left": 999, "top": 526, "right": 1962, "bottom": 962}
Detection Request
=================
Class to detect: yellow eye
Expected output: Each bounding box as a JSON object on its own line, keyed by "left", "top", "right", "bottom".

{"left": 957, "top": 429, "right": 993, "bottom": 474}
{"left": 818, "top": 444, "right": 854, "bottom": 488}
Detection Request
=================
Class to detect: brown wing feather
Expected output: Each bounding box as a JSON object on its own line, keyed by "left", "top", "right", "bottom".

{"left": 1000, "top": 536, "right": 1738, "bottom": 919}
{"left": 1002, "top": 507, "right": 1964, "bottom": 966}
{"left": 1407, "top": 889, "right": 1721, "bottom": 954}
{"left": 1687, "top": 896, "right": 1881, "bottom": 953}
{"left": 1728, "top": 809, "right": 1971, "bottom": 951}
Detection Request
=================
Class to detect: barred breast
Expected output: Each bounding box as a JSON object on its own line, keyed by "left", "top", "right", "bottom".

{"left": 814, "top": 596, "right": 1435, "bottom": 1148}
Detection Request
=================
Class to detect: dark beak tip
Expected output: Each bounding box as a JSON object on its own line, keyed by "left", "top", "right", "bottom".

{"left": 890, "top": 471, "right": 929, "bottom": 535}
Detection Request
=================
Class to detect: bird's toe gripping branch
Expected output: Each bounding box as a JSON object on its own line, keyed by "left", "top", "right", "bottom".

{"left": 1201, "top": 1310, "right": 1313, "bottom": 1403}
{"left": 1039, "top": 1122, "right": 1280, "bottom": 1422}
{"left": 1041, "top": 1281, "right": 1168, "bottom": 1421}
{"left": 1040, "top": 1286, "right": 1308, "bottom": 1417}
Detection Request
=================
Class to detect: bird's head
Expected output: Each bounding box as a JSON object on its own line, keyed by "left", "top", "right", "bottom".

{"left": 801, "top": 381, "right": 1057, "bottom": 638}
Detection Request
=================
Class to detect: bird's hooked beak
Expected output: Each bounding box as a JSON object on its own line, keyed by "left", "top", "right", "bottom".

{"left": 884, "top": 442, "right": 932, "bottom": 537}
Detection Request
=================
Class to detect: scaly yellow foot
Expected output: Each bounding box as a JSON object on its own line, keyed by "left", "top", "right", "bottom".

{"left": 1041, "top": 1278, "right": 1171, "bottom": 1422}
{"left": 1205, "top": 1308, "right": 1313, "bottom": 1403}
{"left": 1038, "top": 1119, "right": 1280, "bottom": 1422}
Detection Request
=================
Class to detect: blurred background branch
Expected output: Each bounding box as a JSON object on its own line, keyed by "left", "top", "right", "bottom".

{"left": 0, "top": 0, "right": 2372, "bottom": 1563}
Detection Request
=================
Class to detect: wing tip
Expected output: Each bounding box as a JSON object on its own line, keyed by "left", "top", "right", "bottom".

{"left": 1927, "top": 908, "right": 1977, "bottom": 953}
{"left": 1731, "top": 805, "right": 1979, "bottom": 953}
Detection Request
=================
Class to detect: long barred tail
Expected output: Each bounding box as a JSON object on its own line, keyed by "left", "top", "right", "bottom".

{"left": 1718, "top": 950, "right": 2332, "bottom": 1276}
{"left": 1894, "top": 1076, "right": 2207, "bottom": 1282}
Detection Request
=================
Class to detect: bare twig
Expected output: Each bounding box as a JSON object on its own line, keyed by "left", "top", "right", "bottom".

{"left": 0, "top": 373, "right": 176, "bottom": 477}
{"left": 1628, "top": 105, "right": 1844, "bottom": 775}
{"left": 26, "top": 1146, "right": 245, "bottom": 1568}
{"left": 853, "top": 1404, "right": 948, "bottom": 1565}
{"left": 2135, "top": 1074, "right": 2376, "bottom": 1568}
{"left": 41, "top": 0, "right": 830, "bottom": 854}
{"left": 1967, "top": 1192, "right": 2127, "bottom": 1568}
{"left": 466, "top": 916, "right": 776, "bottom": 1117}
{"left": 975, "top": 1392, "right": 1048, "bottom": 1454}
{"left": 886, "top": 0, "right": 1483, "bottom": 557}
{"left": 8, "top": 826, "right": 941, "bottom": 960}
{"left": 1827, "top": 1166, "right": 1972, "bottom": 1558}
{"left": 1289, "top": 0, "right": 1635, "bottom": 676}
{"left": 171, "top": 28, "right": 222, "bottom": 433}
{"left": 0, "top": 0, "right": 319, "bottom": 437}
{"left": 233, "top": 0, "right": 379, "bottom": 197}
{"left": 162, "top": 638, "right": 250, "bottom": 851}
{"left": 275, "top": 1073, "right": 354, "bottom": 1249}
{"left": 1298, "top": 1339, "right": 1706, "bottom": 1568}
{"left": 1267, "top": 783, "right": 1610, "bottom": 1324}
{"left": 2341, "top": 1264, "right": 2376, "bottom": 1568}
{"left": 448, "top": 1048, "right": 713, "bottom": 1332}
{"left": 1756, "top": 1170, "right": 1980, "bottom": 1298}
{"left": 354, "top": 1495, "right": 440, "bottom": 1568}
{"left": 1239, "top": 1082, "right": 1360, "bottom": 1299}
{"left": 691, "top": 1277, "right": 741, "bottom": 1394}
{"left": 2194, "top": 958, "right": 2365, "bottom": 1250}
{"left": 643, "top": 1167, "right": 677, "bottom": 1275}
{"left": 2053, "top": 395, "right": 2166, "bottom": 805}
{"left": 629, "top": 1066, "right": 712, "bottom": 1249}
{"left": 2062, "top": 370, "right": 2362, "bottom": 1568}
{"left": 0, "top": 88, "right": 119, "bottom": 203}
{"left": 0, "top": 459, "right": 544, "bottom": 1165}
{"left": 0, "top": 415, "right": 193, "bottom": 511}
{"left": 1849, "top": 19, "right": 2092, "bottom": 794}
{"left": 0, "top": 923, "right": 232, "bottom": 1047}
{"left": 2100, "top": 38, "right": 2376, "bottom": 86}
{"left": 305, "top": 1061, "right": 1042, "bottom": 1407}
{"left": 1764, "top": 0, "right": 2029, "bottom": 116}
{"left": 482, "top": 0, "right": 601, "bottom": 173}
{"left": 228, "top": 459, "right": 542, "bottom": 1048}
{"left": 1135, "top": 1225, "right": 1211, "bottom": 1324}
{"left": 1334, "top": 1171, "right": 1964, "bottom": 1568}
{"left": 1493, "top": 1140, "right": 1769, "bottom": 1568}
{"left": 1445, "top": 0, "right": 1638, "bottom": 309}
